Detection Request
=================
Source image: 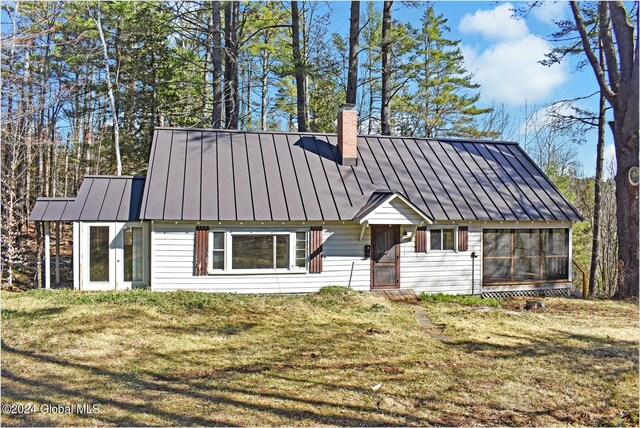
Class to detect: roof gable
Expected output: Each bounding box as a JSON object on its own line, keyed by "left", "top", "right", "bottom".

{"left": 354, "top": 191, "right": 431, "bottom": 225}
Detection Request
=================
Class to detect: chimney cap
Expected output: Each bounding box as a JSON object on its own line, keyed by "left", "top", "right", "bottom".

{"left": 340, "top": 103, "right": 357, "bottom": 111}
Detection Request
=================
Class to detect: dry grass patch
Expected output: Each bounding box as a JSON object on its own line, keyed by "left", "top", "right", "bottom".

{"left": 1, "top": 289, "right": 637, "bottom": 426}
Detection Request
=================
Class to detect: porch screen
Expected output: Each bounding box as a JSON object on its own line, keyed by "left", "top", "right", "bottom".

{"left": 482, "top": 228, "right": 569, "bottom": 285}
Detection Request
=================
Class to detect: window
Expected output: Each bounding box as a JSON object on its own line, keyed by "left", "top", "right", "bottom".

{"left": 295, "top": 232, "right": 307, "bottom": 268}
{"left": 430, "top": 228, "right": 455, "bottom": 251}
{"left": 123, "top": 226, "right": 143, "bottom": 282}
{"left": 232, "top": 234, "right": 289, "bottom": 270}
{"left": 209, "top": 230, "right": 308, "bottom": 273}
{"left": 211, "top": 232, "right": 225, "bottom": 270}
{"left": 483, "top": 228, "right": 569, "bottom": 285}
{"left": 89, "top": 226, "right": 110, "bottom": 282}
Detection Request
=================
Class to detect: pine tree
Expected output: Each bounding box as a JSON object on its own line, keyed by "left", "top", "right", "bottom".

{"left": 398, "top": 7, "right": 491, "bottom": 138}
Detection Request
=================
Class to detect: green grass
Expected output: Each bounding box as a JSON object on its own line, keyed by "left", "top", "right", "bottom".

{"left": 419, "top": 292, "right": 503, "bottom": 307}
{"left": 1, "top": 289, "right": 637, "bottom": 426}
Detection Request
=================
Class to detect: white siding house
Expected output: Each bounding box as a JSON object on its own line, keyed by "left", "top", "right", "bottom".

{"left": 29, "top": 115, "right": 582, "bottom": 296}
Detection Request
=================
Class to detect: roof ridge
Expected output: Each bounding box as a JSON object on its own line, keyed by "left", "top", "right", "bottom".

{"left": 84, "top": 175, "right": 146, "bottom": 179}
{"left": 152, "top": 127, "right": 518, "bottom": 145}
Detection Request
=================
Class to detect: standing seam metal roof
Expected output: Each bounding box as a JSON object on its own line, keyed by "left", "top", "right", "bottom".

{"left": 139, "top": 128, "right": 582, "bottom": 222}
{"left": 29, "top": 176, "right": 145, "bottom": 222}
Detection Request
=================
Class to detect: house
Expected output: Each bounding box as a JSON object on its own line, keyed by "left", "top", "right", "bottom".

{"left": 29, "top": 107, "right": 582, "bottom": 296}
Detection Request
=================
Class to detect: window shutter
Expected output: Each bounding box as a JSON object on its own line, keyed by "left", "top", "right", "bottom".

{"left": 458, "top": 226, "right": 468, "bottom": 252}
{"left": 309, "top": 226, "right": 323, "bottom": 274}
{"left": 194, "top": 225, "right": 209, "bottom": 276}
{"left": 415, "top": 226, "right": 427, "bottom": 252}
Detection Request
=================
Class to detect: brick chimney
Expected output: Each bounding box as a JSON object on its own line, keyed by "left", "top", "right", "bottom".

{"left": 337, "top": 104, "right": 358, "bottom": 166}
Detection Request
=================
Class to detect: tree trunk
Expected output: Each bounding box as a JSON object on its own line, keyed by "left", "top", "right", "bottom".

{"left": 291, "top": 1, "right": 307, "bottom": 132}
{"left": 260, "top": 50, "right": 269, "bottom": 131}
{"left": 93, "top": 1, "right": 122, "bottom": 175}
{"left": 212, "top": 0, "right": 223, "bottom": 128}
{"left": 346, "top": 1, "right": 360, "bottom": 105}
{"left": 589, "top": 88, "right": 606, "bottom": 296}
{"left": 607, "top": 3, "right": 639, "bottom": 299}
{"left": 381, "top": 1, "right": 392, "bottom": 135}
{"left": 612, "top": 114, "right": 639, "bottom": 298}
{"left": 224, "top": 2, "right": 239, "bottom": 129}
{"left": 571, "top": 1, "right": 639, "bottom": 298}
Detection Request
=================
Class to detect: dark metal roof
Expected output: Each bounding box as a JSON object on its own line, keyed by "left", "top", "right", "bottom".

{"left": 29, "top": 198, "right": 75, "bottom": 221}
{"left": 139, "top": 128, "right": 582, "bottom": 222}
{"left": 29, "top": 176, "right": 145, "bottom": 222}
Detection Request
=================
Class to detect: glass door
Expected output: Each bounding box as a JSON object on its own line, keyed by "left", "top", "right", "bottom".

{"left": 117, "top": 223, "right": 148, "bottom": 289}
{"left": 122, "top": 226, "right": 144, "bottom": 286}
{"left": 83, "top": 223, "right": 116, "bottom": 290}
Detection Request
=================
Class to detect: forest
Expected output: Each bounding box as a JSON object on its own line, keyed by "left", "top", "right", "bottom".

{"left": 1, "top": 1, "right": 638, "bottom": 298}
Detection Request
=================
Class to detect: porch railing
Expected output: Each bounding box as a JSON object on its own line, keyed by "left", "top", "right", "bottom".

{"left": 572, "top": 259, "right": 588, "bottom": 298}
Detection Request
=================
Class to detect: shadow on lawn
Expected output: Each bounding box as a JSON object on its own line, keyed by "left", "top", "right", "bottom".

{"left": 1, "top": 340, "right": 418, "bottom": 426}
{"left": 2, "top": 327, "right": 638, "bottom": 426}
{"left": 1, "top": 307, "right": 67, "bottom": 320}
{"left": 449, "top": 329, "right": 638, "bottom": 380}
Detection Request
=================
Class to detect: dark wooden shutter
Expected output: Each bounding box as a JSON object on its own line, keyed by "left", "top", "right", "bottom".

{"left": 415, "top": 226, "right": 427, "bottom": 252}
{"left": 458, "top": 226, "right": 468, "bottom": 252}
{"left": 309, "top": 226, "right": 323, "bottom": 274}
{"left": 194, "top": 225, "right": 209, "bottom": 276}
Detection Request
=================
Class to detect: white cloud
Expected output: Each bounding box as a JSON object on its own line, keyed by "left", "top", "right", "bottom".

{"left": 460, "top": 3, "right": 568, "bottom": 106}
{"left": 459, "top": 3, "right": 528, "bottom": 41}
{"left": 531, "top": 1, "right": 567, "bottom": 24}
{"left": 462, "top": 35, "right": 567, "bottom": 105}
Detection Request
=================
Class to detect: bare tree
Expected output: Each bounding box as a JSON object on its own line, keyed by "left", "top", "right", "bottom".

{"left": 291, "top": 1, "right": 307, "bottom": 132}
{"left": 224, "top": 2, "right": 240, "bottom": 129}
{"left": 381, "top": 1, "right": 392, "bottom": 135}
{"left": 211, "top": 1, "right": 223, "bottom": 128}
{"left": 570, "top": 1, "right": 638, "bottom": 298}
{"left": 91, "top": 1, "right": 122, "bottom": 175}
{"left": 346, "top": 1, "right": 360, "bottom": 105}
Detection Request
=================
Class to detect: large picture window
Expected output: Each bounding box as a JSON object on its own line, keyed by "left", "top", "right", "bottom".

{"left": 483, "top": 228, "right": 569, "bottom": 285}
{"left": 232, "top": 234, "right": 289, "bottom": 270}
{"left": 209, "top": 230, "right": 307, "bottom": 273}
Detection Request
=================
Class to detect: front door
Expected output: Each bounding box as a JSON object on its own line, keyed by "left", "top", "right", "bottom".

{"left": 371, "top": 225, "right": 400, "bottom": 289}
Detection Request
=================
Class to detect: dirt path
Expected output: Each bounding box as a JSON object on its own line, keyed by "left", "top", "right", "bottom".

{"left": 397, "top": 301, "right": 448, "bottom": 341}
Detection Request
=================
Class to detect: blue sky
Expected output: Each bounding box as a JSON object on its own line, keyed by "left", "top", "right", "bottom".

{"left": 328, "top": 1, "right": 612, "bottom": 177}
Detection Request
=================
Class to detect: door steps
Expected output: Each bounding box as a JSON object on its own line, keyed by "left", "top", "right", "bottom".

{"left": 373, "top": 289, "right": 418, "bottom": 302}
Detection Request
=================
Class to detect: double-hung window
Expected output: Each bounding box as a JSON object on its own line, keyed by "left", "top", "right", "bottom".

{"left": 210, "top": 231, "right": 225, "bottom": 270}
{"left": 430, "top": 228, "right": 455, "bottom": 251}
{"left": 209, "top": 230, "right": 308, "bottom": 273}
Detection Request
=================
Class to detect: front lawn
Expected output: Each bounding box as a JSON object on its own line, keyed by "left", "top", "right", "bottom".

{"left": 1, "top": 289, "right": 637, "bottom": 426}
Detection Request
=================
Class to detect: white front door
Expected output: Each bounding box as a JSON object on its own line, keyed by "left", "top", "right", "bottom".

{"left": 82, "top": 223, "right": 116, "bottom": 290}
